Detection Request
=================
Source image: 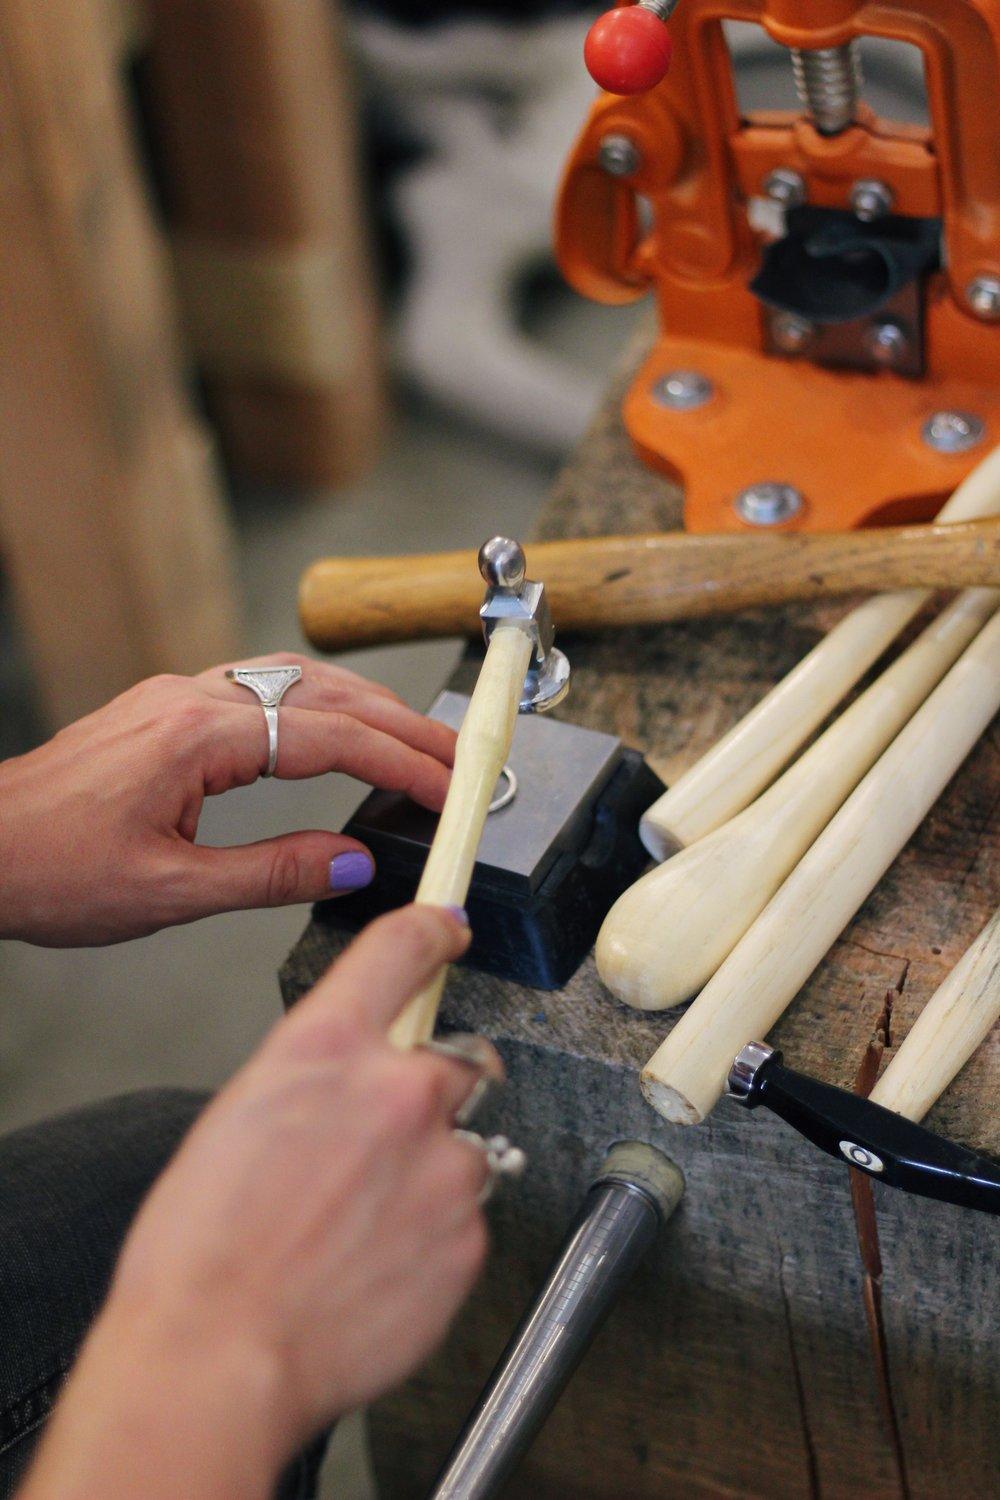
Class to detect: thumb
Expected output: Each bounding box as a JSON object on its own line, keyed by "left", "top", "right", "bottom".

{"left": 186, "top": 832, "right": 375, "bottom": 917}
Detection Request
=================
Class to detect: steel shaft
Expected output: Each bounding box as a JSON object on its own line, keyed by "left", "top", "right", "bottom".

{"left": 430, "top": 1143, "right": 683, "bottom": 1500}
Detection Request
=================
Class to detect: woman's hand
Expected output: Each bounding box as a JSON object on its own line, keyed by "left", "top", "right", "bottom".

{"left": 18, "top": 906, "right": 500, "bottom": 1500}
{"left": 0, "top": 653, "right": 456, "bottom": 946}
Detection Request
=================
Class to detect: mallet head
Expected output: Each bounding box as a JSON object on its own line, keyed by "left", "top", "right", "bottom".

{"left": 479, "top": 536, "right": 527, "bottom": 591}
{"left": 478, "top": 536, "right": 570, "bottom": 714}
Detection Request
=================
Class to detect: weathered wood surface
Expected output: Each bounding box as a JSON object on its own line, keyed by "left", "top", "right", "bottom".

{"left": 282, "top": 348, "right": 999, "bottom": 1499}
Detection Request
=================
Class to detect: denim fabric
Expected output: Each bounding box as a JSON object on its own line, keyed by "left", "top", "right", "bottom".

{"left": 0, "top": 1090, "right": 327, "bottom": 1499}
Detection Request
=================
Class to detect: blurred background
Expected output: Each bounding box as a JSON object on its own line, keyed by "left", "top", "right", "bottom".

{"left": 0, "top": 2, "right": 925, "bottom": 1491}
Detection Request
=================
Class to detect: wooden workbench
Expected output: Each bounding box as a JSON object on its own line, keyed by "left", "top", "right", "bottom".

{"left": 281, "top": 357, "right": 999, "bottom": 1499}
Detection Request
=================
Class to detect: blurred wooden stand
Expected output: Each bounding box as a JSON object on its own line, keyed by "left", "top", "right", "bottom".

{"left": 0, "top": 0, "right": 238, "bottom": 725}
{"left": 0, "top": 0, "right": 382, "bottom": 728}
{"left": 145, "top": 0, "right": 384, "bottom": 488}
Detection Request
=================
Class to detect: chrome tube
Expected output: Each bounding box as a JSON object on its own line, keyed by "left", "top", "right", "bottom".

{"left": 430, "top": 1143, "right": 683, "bottom": 1500}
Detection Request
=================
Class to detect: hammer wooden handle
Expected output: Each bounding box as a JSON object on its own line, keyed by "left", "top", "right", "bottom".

{"left": 597, "top": 586, "right": 998, "bottom": 1010}
{"left": 640, "top": 608, "right": 1000, "bottom": 1125}
{"left": 644, "top": 446, "right": 1000, "bottom": 848}
{"left": 299, "top": 521, "right": 1000, "bottom": 652}
{"left": 869, "top": 907, "right": 1000, "bottom": 1123}
{"left": 388, "top": 625, "right": 532, "bottom": 1050}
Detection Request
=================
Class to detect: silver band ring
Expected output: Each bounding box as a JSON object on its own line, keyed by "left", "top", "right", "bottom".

{"left": 421, "top": 1035, "right": 499, "bottom": 1126}
{"left": 225, "top": 665, "right": 303, "bottom": 777}
{"left": 489, "top": 765, "right": 517, "bottom": 814}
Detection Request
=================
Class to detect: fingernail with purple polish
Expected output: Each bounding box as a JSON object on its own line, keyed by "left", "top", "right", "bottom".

{"left": 443, "top": 905, "right": 469, "bottom": 926}
{"left": 329, "top": 851, "right": 375, "bottom": 893}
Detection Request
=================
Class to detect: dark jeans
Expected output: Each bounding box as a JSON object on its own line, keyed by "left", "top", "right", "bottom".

{"left": 0, "top": 1090, "right": 328, "bottom": 1499}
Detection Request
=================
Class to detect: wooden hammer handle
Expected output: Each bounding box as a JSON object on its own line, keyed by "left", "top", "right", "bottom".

{"left": 869, "top": 907, "right": 1000, "bottom": 1124}
{"left": 299, "top": 521, "right": 1000, "bottom": 652}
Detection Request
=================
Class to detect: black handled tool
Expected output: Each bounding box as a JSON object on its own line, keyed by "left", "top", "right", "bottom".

{"left": 728, "top": 1041, "right": 1000, "bottom": 1214}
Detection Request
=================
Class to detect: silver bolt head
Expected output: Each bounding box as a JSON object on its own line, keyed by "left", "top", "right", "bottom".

{"left": 735, "top": 482, "right": 804, "bottom": 526}
{"left": 770, "top": 311, "right": 814, "bottom": 354}
{"left": 651, "top": 370, "right": 713, "bottom": 411}
{"left": 850, "top": 178, "right": 894, "bottom": 222}
{"left": 966, "top": 275, "right": 1000, "bottom": 321}
{"left": 762, "top": 168, "right": 806, "bottom": 208}
{"left": 921, "top": 410, "right": 986, "bottom": 454}
{"left": 597, "top": 133, "right": 641, "bottom": 178}
{"left": 479, "top": 536, "right": 526, "bottom": 589}
{"left": 866, "top": 319, "right": 909, "bottom": 367}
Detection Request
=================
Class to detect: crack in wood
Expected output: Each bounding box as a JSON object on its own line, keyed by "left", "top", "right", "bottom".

{"left": 850, "top": 997, "right": 912, "bottom": 1500}
{"left": 840, "top": 936, "right": 913, "bottom": 967}
{"left": 777, "top": 1251, "right": 821, "bottom": 1500}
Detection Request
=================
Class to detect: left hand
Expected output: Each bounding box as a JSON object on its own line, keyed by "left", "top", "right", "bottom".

{"left": 0, "top": 653, "right": 456, "bottom": 946}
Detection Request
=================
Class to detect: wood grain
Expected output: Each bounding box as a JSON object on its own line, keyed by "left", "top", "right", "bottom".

{"left": 388, "top": 626, "right": 533, "bottom": 1050}
{"left": 299, "top": 519, "right": 1000, "bottom": 652}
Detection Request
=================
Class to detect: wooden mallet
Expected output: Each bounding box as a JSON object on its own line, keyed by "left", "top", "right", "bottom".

{"left": 388, "top": 537, "right": 569, "bottom": 1049}
{"left": 639, "top": 606, "right": 1000, "bottom": 1125}
{"left": 299, "top": 516, "right": 1000, "bottom": 654}
{"left": 596, "top": 584, "right": 998, "bottom": 1010}
{"left": 869, "top": 905, "right": 1000, "bottom": 1125}
{"left": 642, "top": 441, "right": 1000, "bottom": 851}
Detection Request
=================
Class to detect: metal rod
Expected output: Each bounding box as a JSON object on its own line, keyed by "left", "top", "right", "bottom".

{"left": 430, "top": 1143, "right": 683, "bottom": 1500}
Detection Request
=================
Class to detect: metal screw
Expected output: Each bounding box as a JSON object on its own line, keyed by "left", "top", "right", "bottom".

{"left": 965, "top": 275, "right": 1000, "bottom": 321}
{"left": 650, "top": 370, "right": 713, "bottom": 411}
{"left": 734, "top": 482, "right": 804, "bottom": 526}
{"left": 762, "top": 168, "right": 806, "bottom": 209}
{"left": 479, "top": 536, "right": 526, "bottom": 589}
{"left": 921, "top": 410, "right": 986, "bottom": 454}
{"left": 598, "top": 134, "right": 641, "bottom": 178}
{"left": 770, "top": 311, "right": 815, "bottom": 354}
{"left": 850, "top": 178, "right": 894, "bottom": 222}
{"left": 866, "top": 319, "right": 910, "bottom": 368}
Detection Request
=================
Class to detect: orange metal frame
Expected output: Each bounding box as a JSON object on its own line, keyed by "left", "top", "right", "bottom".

{"left": 556, "top": 0, "right": 1000, "bottom": 531}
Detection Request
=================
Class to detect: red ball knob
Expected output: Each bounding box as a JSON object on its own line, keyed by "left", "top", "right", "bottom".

{"left": 584, "top": 6, "right": 674, "bottom": 96}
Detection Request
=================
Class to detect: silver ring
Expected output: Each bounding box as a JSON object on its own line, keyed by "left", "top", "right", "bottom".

{"left": 455, "top": 1129, "right": 528, "bottom": 1204}
{"left": 225, "top": 665, "right": 303, "bottom": 777}
{"left": 488, "top": 765, "right": 517, "bottom": 814}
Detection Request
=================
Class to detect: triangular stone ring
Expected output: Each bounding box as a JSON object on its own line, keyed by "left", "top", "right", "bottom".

{"left": 225, "top": 665, "right": 303, "bottom": 776}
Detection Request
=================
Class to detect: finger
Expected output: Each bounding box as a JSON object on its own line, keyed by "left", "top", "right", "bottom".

{"left": 301, "top": 906, "right": 472, "bottom": 1034}
{"left": 204, "top": 703, "right": 453, "bottom": 809}
{"left": 173, "top": 832, "right": 376, "bottom": 919}
{"left": 262, "top": 692, "right": 455, "bottom": 768}
{"left": 197, "top": 652, "right": 403, "bottom": 704}
{"left": 199, "top": 663, "right": 456, "bottom": 769}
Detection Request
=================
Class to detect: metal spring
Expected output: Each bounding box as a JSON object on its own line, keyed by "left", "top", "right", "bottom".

{"left": 790, "top": 43, "right": 862, "bottom": 135}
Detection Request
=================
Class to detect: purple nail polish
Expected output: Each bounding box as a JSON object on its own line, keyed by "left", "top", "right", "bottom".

{"left": 443, "top": 905, "right": 469, "bottom": 926}
{"left": 329, "top": 851, "right": 375, "bottom": 893}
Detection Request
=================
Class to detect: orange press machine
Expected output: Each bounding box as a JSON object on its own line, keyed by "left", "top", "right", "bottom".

{"left": 556, "top": 0, "right": 1000, "bottom": 530}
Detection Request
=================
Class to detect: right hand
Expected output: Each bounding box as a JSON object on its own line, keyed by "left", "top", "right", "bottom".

{"left": 22, "top": 907, "right": 501, "bottom": 1496}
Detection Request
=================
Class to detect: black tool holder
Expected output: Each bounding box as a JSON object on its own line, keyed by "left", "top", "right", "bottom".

{"left": 320, "top": 690, "right": 664, "bottom": 990}
{"left": 728, "top": 1042, "right": 1000, "bottom": 1214}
